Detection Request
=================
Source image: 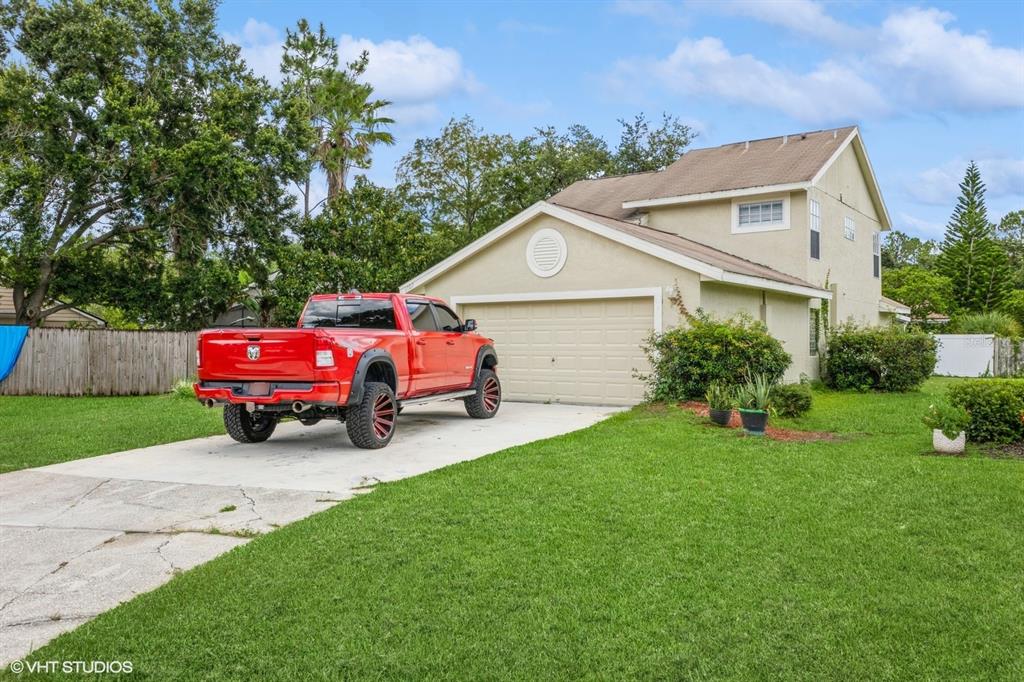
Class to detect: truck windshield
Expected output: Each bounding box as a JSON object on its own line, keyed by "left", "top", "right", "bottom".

{"left": 300, "top": 299, "right": 396, "bottom": 329}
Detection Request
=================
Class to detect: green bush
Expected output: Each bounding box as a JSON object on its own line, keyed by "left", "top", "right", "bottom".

{"left": 1002, "top": 290, "right": 1024, "bottom": 330}
{"left": 772, "top": 383, "right": 813, "bottom": 417}
{"left": 170, "top": 378, "right": 197, "bottom": 399}
{"left": 947, "top": 379, "right": 1024, "bottom": 443}
{"left": 949, "top": 311, "right": 1022, "bottom": 338}
{"left": 823, "top": 325, "right": 937, "bottom": 392}
{"left": 640, "top": 313, "right": 791, "bottom": 400}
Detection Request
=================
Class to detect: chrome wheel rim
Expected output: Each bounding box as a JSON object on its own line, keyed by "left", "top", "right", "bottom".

{"left": 482, "top": 377, "right": 500, "bottom": 412}
{"left": 372, "top": 393, "right": 396, "bottom": 440}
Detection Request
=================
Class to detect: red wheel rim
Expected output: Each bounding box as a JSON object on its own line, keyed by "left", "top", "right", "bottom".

{"left": 483, "top": 377, "right": 500, "bottom": 412}
{"left": 372, "top": 393, "right": 395, "bottom": 440}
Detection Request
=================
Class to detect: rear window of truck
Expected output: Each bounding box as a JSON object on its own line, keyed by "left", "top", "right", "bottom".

{"left": 301, "top": 299, "right": 396, "bottom": 329}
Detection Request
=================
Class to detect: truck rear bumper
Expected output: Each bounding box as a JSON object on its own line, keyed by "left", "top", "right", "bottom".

{"left": 194, "top": 380, "right": 349, "bottom": 406}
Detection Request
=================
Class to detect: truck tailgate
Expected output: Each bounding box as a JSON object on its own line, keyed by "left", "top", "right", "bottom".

{"left": 199, "top": 329, "right": 318, "bottom": 381}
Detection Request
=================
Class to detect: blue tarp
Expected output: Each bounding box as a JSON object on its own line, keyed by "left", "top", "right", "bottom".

{"left": 0, "top": 325, "right": 29, "bottom": 382}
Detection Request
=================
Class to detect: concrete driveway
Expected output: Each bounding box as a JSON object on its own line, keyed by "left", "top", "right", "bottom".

{"left": 0, "top": 401, "right": 618, "bottom": 664}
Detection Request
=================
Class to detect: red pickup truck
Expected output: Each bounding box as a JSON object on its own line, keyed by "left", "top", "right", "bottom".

{"left": 193, "top": 293, "right": 500, "bottom": 449}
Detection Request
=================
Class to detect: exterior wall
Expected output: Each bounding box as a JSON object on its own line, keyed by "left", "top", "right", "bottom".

{"left": 699, "top": 282, "right": 818, "bottom": 381}
{"left": 807, "top": 145, "right": 883, "bottom": 325}
{"left": 645, "top": 191, "right": 810, "bottom": 280}
{"left": 413, "top": 213, "right": 702, "bottom": 331}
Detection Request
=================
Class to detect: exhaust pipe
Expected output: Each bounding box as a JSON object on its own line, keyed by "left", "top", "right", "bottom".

{"left": 203, "top": 398, "right": 216, "bottom": 409}
{"left": 292, "top": 401, "right": 312, "bottom": 413}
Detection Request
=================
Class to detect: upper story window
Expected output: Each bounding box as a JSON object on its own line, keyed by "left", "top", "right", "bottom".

{"left": 872, "top": 232, "right": 881, "bottom": 278}
{"left": 733, "top": 197, "right": 789, "bottom": 233}
{"left": 739, "top": 200, "right": 783, "bottom": 226}
{"left": 844, "top": 216, "right": 856, "bottom": 241}
{"left": 809, "top": 199, "right": 821, "bottom": 260}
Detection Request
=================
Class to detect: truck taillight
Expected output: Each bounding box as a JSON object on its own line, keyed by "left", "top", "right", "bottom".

{"left": 315, "top": 338, "right": 334, "bottom": 368}
{"left": 196, "top": 347, "right": 201, "bottom": 367}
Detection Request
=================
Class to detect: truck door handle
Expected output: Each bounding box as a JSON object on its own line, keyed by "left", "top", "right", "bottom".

{"left": 416, "top": 339, "right": 427, "bottom": 346}
{"left": 446, "top": 340, "right": 455, "bottom": 345}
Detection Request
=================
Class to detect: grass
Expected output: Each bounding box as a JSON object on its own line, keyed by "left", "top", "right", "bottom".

{"left": 8, "top": 379, "right": 1024, "bottom": 680}
{"left": 0, "top": 394, "right": 224, "bottom": 473}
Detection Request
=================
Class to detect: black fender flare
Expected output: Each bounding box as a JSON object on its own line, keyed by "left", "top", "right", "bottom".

{"left": 472, "top": 345, "right": 498, "bottom": 388}
{"left": 347, "top": 349, "right": 398, "bottom": 406}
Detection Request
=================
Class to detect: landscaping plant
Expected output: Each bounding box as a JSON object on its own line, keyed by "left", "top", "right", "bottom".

{"left": 921, "top": 402, "right": 971, "bottom": 440}
{"left": 736, "top": 373, "right": 773, "bottom": 435}
{"left": 947, "top": 379, "right": 1024, "bottom": 443}
{"left": 640, "top": 312, "right": 791, "bottom": 400}
{"left": 704, "top": 381, "right": 734, "bottom": 426}
{"left": 823, "top": 324, "right": 937, "bottom": 391}
{"left": 771, "top": 383, "right": 813, "bottom": 418}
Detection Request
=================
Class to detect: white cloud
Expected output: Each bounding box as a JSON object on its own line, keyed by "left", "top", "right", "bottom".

{"left": 224, "top": 19, "right": 284, "bottom": 84}
{"left": 876, "top": 8, "right": 1024, "bottom": 111}
{"left": 609, "top": 37, "right": 888, "bottom": 124}
{"left": 338, "top": 34, "right": 477, "bottom": 105}
{"left": 906, "top": 157, "right": 1024, "bottom": 205}
{"left": 710, "top": 0, "right": 864, "bottom": 45}
{"left": 619, "top": 2, "right": 1024, "bottom": 119}
{"left": 896, "top": 212, "right": 945, "bottom": 238}
{"left": 223, "top": 22, "right": 478, "bottom": 129}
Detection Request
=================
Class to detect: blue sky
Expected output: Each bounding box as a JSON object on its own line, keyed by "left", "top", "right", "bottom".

{"left": 219, "top": 0, "right": 1024, "bottom": 240}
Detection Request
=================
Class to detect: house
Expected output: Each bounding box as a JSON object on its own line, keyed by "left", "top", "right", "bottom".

{"left": 0, "top": 288, "right": 106, "bottom": 328}
{"left": 402, "top": 126, "right": 895, "bottom": 405}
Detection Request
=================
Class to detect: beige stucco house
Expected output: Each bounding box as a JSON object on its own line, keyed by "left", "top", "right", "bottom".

{"left": 0, "top": 288, "right": 106, "bottom": 328}
{"left": 402, "top": 126, "right": 908, "bottom": 405}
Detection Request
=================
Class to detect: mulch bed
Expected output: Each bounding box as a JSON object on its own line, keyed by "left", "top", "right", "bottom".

{"left": 679, "top": 401, "right": 838, "bottom": 442}
{"left": 980, "top": 442, "right": 1024, "bottom": 460}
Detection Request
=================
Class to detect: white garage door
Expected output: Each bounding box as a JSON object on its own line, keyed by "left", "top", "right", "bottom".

{"left": 460, "top": 297, "right": 654, "bottom": 405}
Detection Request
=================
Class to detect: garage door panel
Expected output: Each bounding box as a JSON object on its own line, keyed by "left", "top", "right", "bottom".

{"left": 462, "top": 296, "right": 653, "bottom": 406}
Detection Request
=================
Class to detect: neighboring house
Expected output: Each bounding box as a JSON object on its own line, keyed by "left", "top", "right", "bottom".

{"left": 0, "top": 288, "right": 106, "bottom": 328}
{"left": 879, "top": 296, "right": 912, "bottom": 325}
{"left": 402, "top": 126, "right": 895, "bottom": 405}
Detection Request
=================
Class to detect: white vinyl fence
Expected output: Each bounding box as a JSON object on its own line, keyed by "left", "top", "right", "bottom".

{"left": 934, "top": 334, "right": 1023, "bottom": 377}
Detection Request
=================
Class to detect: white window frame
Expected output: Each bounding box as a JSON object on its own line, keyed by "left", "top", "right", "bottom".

{"left": 731, "top": 195, "right": 790, "bottom": 234}
{"left": 809, "top": 198, "right": 821, "bottom": 260}
{"left": 844, "top": 216, "right": 856, "bottom": 241}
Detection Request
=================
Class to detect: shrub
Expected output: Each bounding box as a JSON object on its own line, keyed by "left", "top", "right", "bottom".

{"left": 921, "top": 402, "right": 970, "bottom": 439}
{"left": 949, "top": 311, "right": 1022, "bottom": 338}
{"left": 947, "top": 379, "right": 1024, "bottom": 443}
{"left": 823, "top": 325, "right": 937, "bottom": 392}
{"left": 772, "top": 383, "right": 813, "bottom": 417}
{"left": 170, "top": 378, "right": 197, "bottom": 399}
{"left": 1002, "top": 290, "right": 1024, "bottom": 330}
{"left": 640, "top": 313, "right": 791, "bottom": 401}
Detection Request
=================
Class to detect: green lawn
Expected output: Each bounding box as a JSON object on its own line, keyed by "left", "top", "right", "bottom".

{"left": 0, "top": 394, "right": 224, "bottom": 473}
{"left": 8, "top": 379, "right": 1024, "bottom": 680}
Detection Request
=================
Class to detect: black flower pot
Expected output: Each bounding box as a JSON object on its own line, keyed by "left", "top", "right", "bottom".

{"left": 738, "top": 408, "right": 768, "bottom": 436}
{"left": 709, "top": 408, "right": 732, "bottom": 426}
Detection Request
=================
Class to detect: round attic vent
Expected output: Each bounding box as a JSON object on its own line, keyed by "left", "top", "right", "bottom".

{"left": 526, "top": 228, "right": 567, "bottom": 278}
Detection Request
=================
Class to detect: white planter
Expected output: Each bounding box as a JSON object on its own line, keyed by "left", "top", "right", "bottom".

{"left": 932, "top": 429, "right": 966, "bottom": 454}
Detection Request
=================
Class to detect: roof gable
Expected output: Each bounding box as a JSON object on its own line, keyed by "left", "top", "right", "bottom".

{"left": 400, "top": 202, "right": 830, "bottom": 299}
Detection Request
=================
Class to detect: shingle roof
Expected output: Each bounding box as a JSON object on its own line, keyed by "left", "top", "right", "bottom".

{"left": 551, "top": 204, "right": 823, "bottom": 290}
{"left": 630, "top": 126, "right": 857, "bottom": 202}
{"left": 547, "top": 172, "right": 654, "bottom": 221}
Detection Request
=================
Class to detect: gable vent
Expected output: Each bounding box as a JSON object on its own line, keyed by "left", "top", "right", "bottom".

{"left": 526, "top": 228, "right": 567, "bottom": 278}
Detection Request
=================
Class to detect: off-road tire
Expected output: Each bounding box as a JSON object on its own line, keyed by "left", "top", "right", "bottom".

{"left": 346, "top": 382, "right": 397, "bottom": 449}
{"left": 223, "top": 404, "right": 278, "bottom": 443}
{"left": 465, "top": 369, "right": 501, "bottom": 419}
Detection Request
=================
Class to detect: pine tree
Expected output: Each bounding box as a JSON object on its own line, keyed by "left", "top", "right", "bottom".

{"left": 936, "top": 162, "right": 1011, "bottom": 312}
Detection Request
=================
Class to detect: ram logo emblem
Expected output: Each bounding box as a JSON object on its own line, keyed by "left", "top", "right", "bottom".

{"left": 247, "top": 344, "right": 260, "bottom": 361}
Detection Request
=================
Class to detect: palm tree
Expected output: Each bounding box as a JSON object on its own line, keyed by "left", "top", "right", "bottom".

{"left": 313, "top": 71, "right": 395, "bottom": 205}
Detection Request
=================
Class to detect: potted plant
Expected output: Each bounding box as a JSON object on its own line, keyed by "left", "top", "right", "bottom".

{"left": 736, "top": 374, "right": 773, "bottom": 436}
{"left": 922, "top": 403, "right": 969, "bottom": 454}
{"left": 705, "top": 382, "right": 734, "bottom": 426}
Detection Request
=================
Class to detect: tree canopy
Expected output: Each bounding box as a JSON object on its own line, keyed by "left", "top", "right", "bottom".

{"left": 0, "top": 0, "right": 304, "bottom": 327}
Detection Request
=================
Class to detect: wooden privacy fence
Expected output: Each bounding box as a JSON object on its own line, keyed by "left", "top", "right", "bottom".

{"left": 0, "top": 328, "right": 197, "bottom": 396}
{"left": 994, "top": 337, "right": 1024, "bottom": 377}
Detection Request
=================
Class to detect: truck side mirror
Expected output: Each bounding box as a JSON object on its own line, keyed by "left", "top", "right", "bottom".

{"left": 462, "top": 319, "right": 477, "bottom": 332}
